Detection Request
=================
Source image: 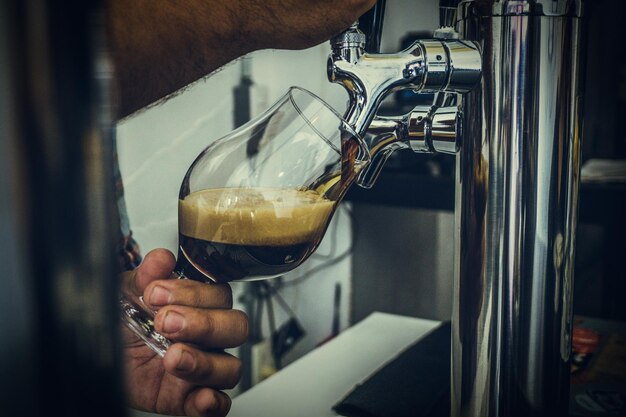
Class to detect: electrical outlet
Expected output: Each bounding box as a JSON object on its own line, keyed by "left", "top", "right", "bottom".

{"left": 250, "top": 339, "right": 276, "bottom": 385}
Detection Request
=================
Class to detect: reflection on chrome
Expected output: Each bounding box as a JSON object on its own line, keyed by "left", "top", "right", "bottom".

{"left": 454, "top": 1, "right": 583, "bottom": 416}
{"left": 329, "top": 0, "right": 584, "bottom": 416}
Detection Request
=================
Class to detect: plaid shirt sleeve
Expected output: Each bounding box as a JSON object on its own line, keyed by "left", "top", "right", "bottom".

{"left": 118, "top": 229, "right": 142, "bottom": 271}
{"left": 113, "top": 133, "right": 143, "bottom": 272}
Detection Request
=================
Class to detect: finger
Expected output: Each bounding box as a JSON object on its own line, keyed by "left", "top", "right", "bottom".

{"left": 135, "top": 249, "right": 177, "bottom": 292}
{"left": 154, "top": 306, "right": 248, "bottom": 349}
{"left": 183, "top": 387, "right": 231, "bottom": 417}
{"left": 122, "top": 248, "right": 176, "bottom": 297}
{"left": 143, "top": 280, "right": 233, "bottom": 310}
{"left": 164, "top": 343, "right": 242, "bottom": 390}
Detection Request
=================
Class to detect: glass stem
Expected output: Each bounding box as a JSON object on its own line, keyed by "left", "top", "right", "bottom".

{"left": 119, "top": 294, "right": 172, "bottom": 357}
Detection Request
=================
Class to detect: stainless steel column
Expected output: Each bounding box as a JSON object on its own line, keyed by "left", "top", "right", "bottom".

{"left": 452, "top": 1, "right": 583, "bottom": 416}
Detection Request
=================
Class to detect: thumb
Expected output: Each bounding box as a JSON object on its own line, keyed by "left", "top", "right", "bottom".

{"left": 121, "top": 248, "right": 177, "bottom": 297}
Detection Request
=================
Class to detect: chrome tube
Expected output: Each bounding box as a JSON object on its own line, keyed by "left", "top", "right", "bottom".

{"left": 453, "top": 1, "right": 583, "bottom": 416}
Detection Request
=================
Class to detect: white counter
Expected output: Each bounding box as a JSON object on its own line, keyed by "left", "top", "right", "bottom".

{"left": 229, "top": 312, "right": 441, "bottom": 417}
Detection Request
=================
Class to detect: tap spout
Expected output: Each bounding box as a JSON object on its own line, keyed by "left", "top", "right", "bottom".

{"left": 328, "top": 41, "right": 427, "bottom": 138}
{"left": 357, "top": 116, "right": 410, "bottom": 189}
{"left": 356, "top": 103, "right": 463, "bottom": 188}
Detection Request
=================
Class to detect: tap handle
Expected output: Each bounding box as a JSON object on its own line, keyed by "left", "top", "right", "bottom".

{"left": 358, "top": 0, "right": 386, "bottom": 53}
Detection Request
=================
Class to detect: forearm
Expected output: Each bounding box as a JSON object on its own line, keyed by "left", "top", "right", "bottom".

{"left": 107, "top": 0, "right": 256, "bottom": 119}
{"left": 106, "top": 0, "right": 376, "bottom": 119}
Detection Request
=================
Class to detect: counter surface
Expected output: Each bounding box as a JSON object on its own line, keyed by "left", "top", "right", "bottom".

{"left": 229, "top": 312, "right": 441, "bottom": 417}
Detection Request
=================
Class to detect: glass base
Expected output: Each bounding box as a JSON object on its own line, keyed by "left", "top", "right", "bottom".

{"left": 120, "top": 296, "right": 171, "bottom": 357}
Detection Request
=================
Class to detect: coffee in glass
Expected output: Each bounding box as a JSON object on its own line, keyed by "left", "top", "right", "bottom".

{"left": 121, "top": 87, "right": 370, "bottom": 355}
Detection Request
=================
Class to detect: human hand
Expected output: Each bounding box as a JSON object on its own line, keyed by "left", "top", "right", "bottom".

{"left": 243, "top": 0, "right": 379, "bottom": 51}
{"left": 121, "top": 249, "right": 248, "bottom": 417}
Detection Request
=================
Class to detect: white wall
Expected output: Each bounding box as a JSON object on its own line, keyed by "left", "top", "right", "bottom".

{"left": 351, "top": 205, "right": 455, "bottom": 323}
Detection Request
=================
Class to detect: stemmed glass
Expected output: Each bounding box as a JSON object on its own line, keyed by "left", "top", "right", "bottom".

{"left": 120, "top": 87, "right": 370, "bottom": 356}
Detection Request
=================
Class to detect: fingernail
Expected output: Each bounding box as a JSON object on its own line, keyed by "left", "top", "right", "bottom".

{"left": 149, "top": 285, "right": 170, "bottom": 306}
{"left": 176, "top": 349, "right": 195, "bottom": 372}
{"left": 163, "top": 310, "right": 185, "bottom": 333}
{"left": 196, "top": 390, "right": 220, "bottom": 412}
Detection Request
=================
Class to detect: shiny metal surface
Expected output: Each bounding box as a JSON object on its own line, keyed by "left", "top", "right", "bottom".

{"left": 458, "top": 0, "right": 583, "bottom": 18}
{"left": 483, "top": 0, "right": 583, "bottom": 17}
{"left": 406, "top": 106, "right": 432, "bottom": 153}
{"left": 358, "top": 116, "right": 410, "bottom": 188}
{"left": 452, "top": 2, "right": 583, "bottom": 416}
{"left": 328, "top": 32, "right": 481, "bottom": 138}
{"left": 406, "top": 105, "right": 462, "bottom": 155}
{"left": 458, "top": 0, "right": 584, "bottom": 20}
{"left": 355, "top": 102, "right": 462, "bottom": 188}
{"left": 430, "top": 106, "right": 461, "bottom": 154}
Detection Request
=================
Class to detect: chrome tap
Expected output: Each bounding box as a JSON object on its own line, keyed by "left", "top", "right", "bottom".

{"left": 330, "top": 1, "right": 585, "bottom": 417}
{"left": 328, "top": 2, "right": 481, "bottom": 187}
{"left": 328, "top": 26, "right": 480, "bottom": 138}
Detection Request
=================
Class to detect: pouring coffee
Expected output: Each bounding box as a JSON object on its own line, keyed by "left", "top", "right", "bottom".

{"left": 177, "top": 187, "right": 336, "bottom": 282}
{"left": 121, "top": 87, "right": 370, "bottom": 355}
